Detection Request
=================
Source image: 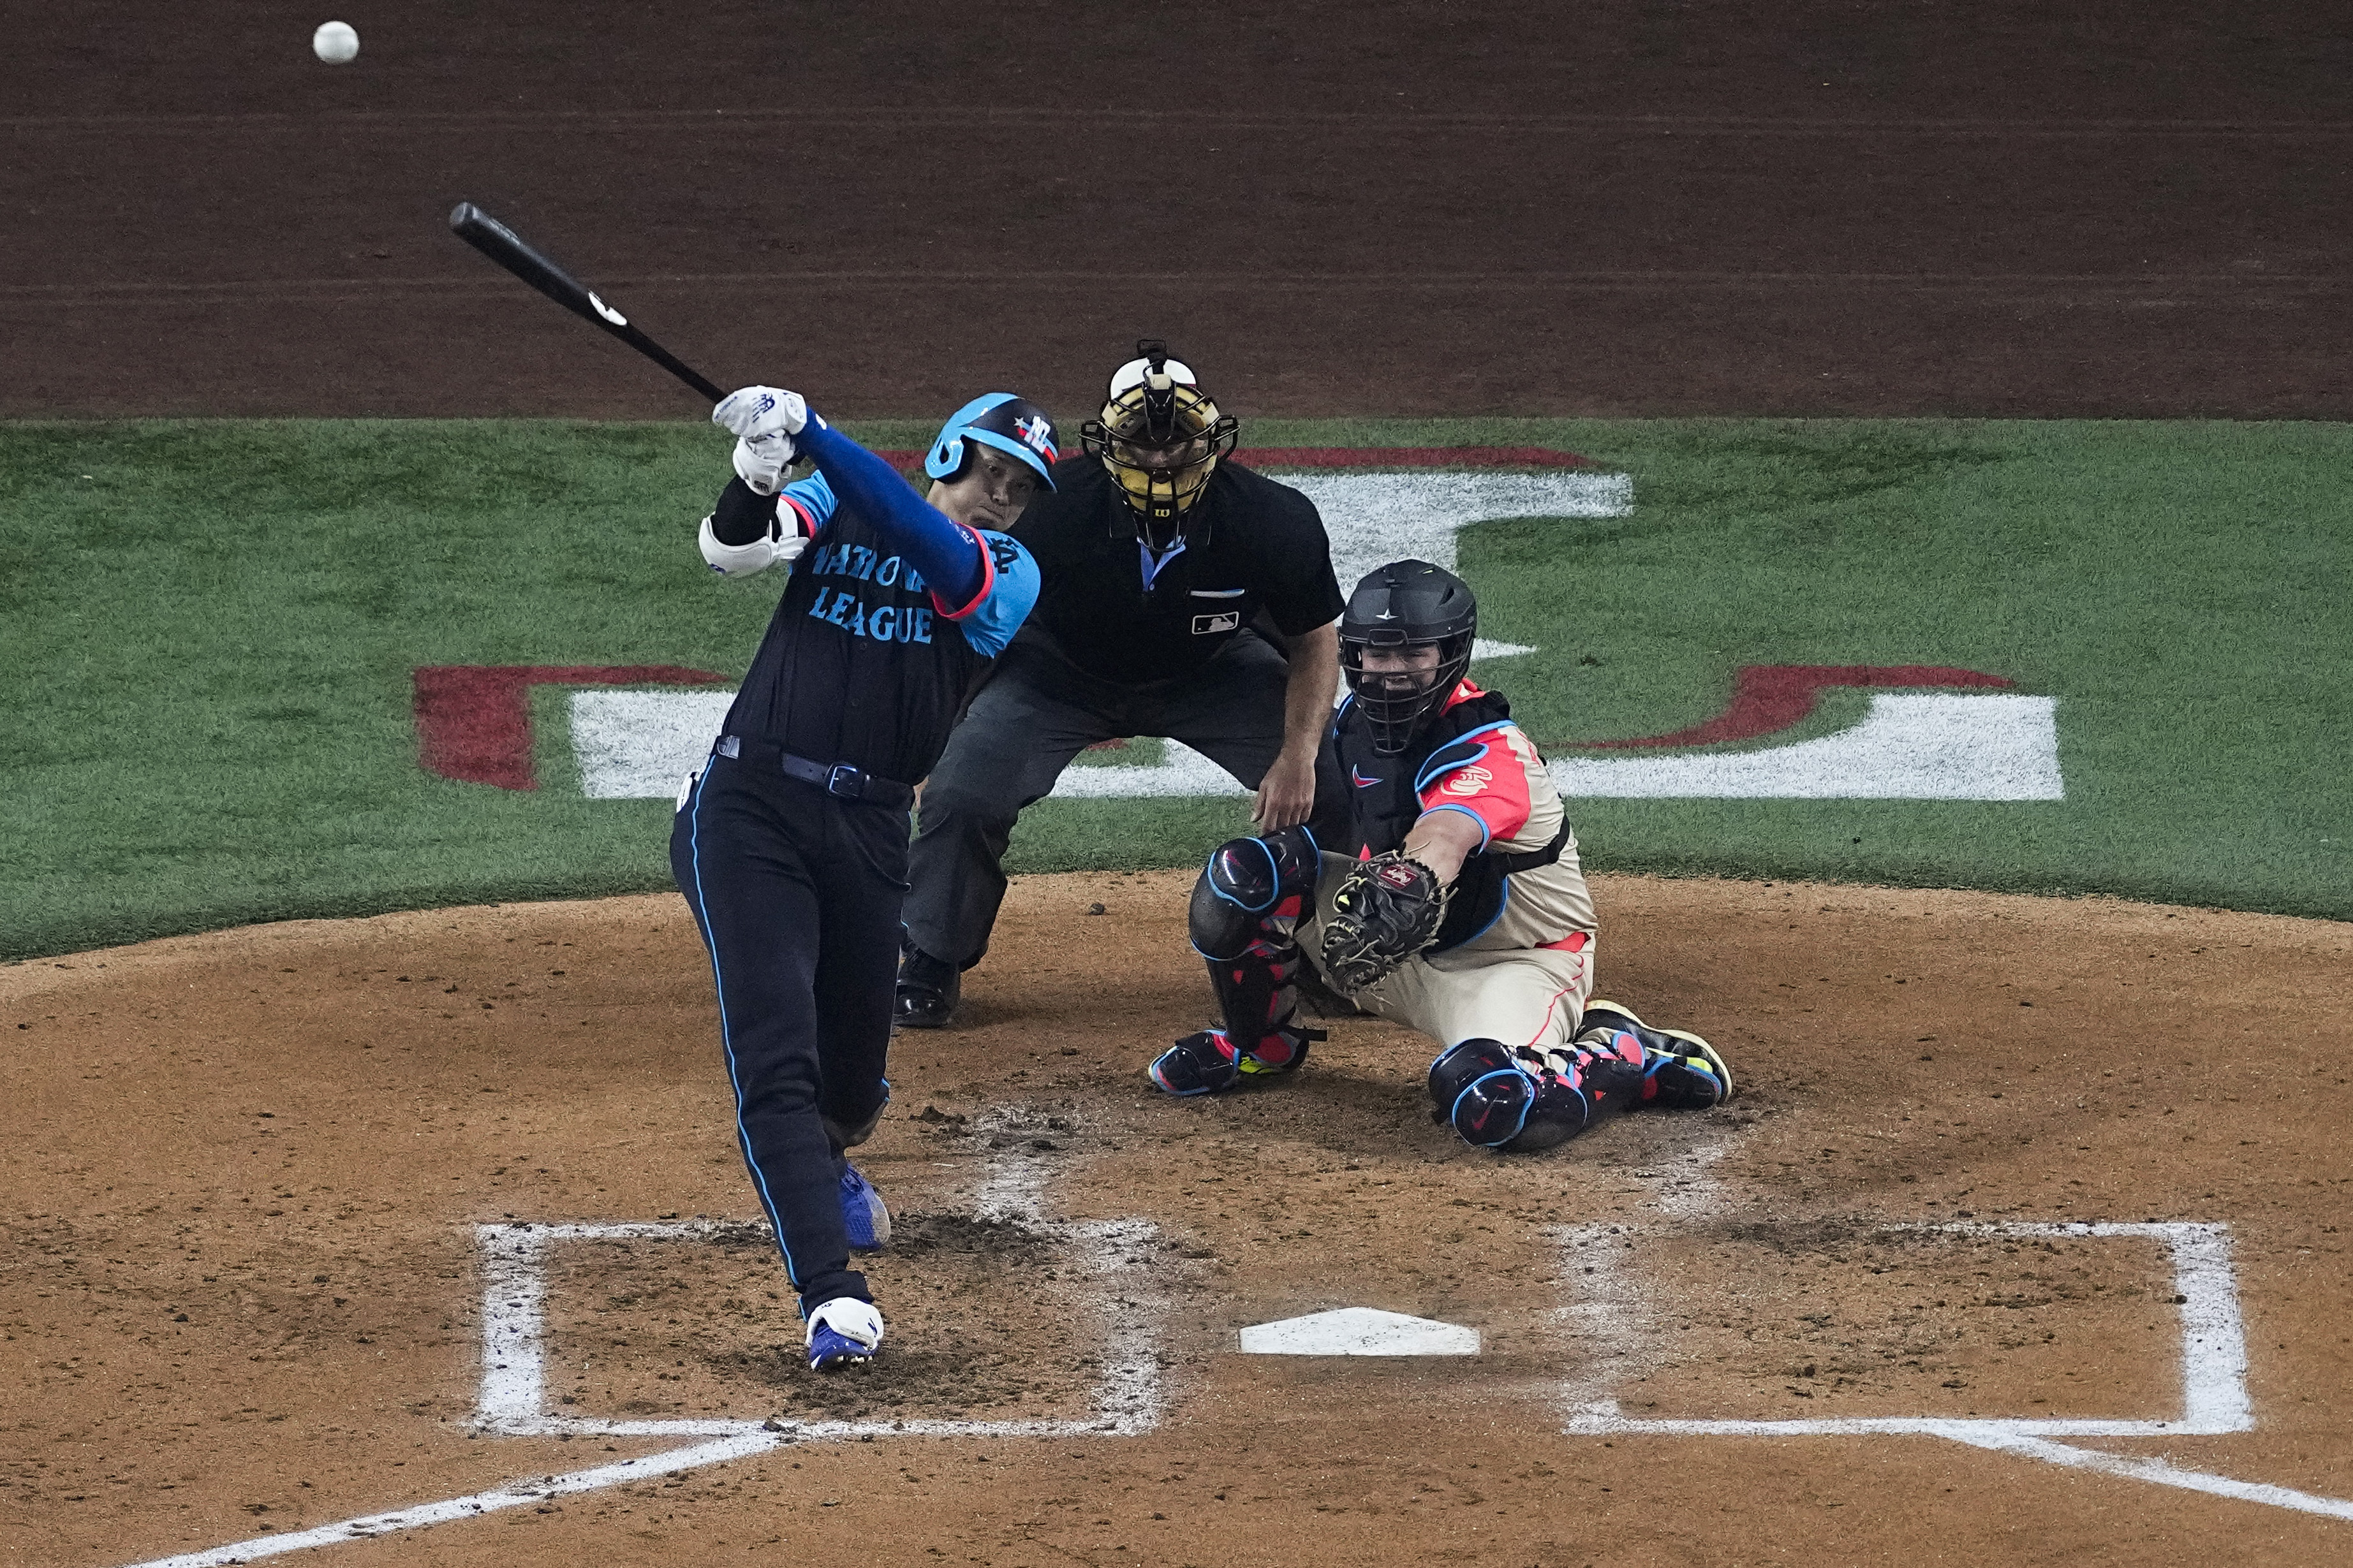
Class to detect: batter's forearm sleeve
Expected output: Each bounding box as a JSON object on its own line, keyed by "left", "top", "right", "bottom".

{"left": 709, "top": 476, "right": 781, "bottom": 546}
{"left": 799, "top": 421, "right": 984, "bottom": 606}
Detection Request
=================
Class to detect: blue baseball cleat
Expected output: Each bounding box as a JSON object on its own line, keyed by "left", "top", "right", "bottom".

{"left": 804, "top": 1296, "right": 884, "bottom": 1371}
{"left": 840, "top": 1162, "right": 891, "bottom": 1252}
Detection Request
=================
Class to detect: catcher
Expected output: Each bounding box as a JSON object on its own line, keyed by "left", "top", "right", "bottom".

{"left": 1147, "top": 559, "right": 1732, "bottom": 1151}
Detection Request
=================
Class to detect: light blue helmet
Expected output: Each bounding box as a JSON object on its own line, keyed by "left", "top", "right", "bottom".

{"left": 925, "top": 393, "right": 1060, "bottom": 490}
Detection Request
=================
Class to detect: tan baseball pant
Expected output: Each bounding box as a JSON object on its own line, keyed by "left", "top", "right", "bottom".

{"left": 1301, "top": 854, "right": 1597, "bottom": 1054}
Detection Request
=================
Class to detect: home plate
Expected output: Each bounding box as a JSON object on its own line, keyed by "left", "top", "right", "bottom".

{"left": 1237, "top": 1307, "right": 1480, "bottom": 1356}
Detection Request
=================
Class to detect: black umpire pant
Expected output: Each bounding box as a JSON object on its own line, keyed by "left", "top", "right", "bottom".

{"left": 904, "top": 631, "right": 1291, "bottom": 969}
{"left": 671, "top": 749, "right": 901, "bottom": 1316}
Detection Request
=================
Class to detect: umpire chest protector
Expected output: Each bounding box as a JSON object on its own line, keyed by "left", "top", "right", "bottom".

{"left": 1325, "top": 689, "right": 1570, "bottom": 953}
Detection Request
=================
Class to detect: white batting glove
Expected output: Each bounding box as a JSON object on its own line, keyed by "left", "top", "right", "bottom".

{"left": 713, "top": 385, "right": 809, "bottom": 439}
{"left": 714, "top": 386, "right": 811, "bottom": 497}
{"left": 731, "top": 436, "right": 791, "bottom": 495}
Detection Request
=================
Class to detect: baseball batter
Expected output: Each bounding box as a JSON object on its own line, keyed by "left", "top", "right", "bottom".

{"left": 672, "top": 385, "right": 1052, "bottom": 1368}
{"left": 1151, "top": 559, "right": 1732, "bottom": 1151}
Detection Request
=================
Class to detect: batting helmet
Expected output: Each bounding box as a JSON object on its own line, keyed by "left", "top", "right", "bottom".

{"left": 1339, "top": 559, "right": 1479, "bottom": 755}
{"left": 925, "top": 393, "right": 1061, "bottom": 491}
{"left": 1079, "top": 339, "right": 1239, "bottom": 549}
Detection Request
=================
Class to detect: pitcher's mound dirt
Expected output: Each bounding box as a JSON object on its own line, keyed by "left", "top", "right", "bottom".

{"left": 6, "top": 873, "right": 2350, "bottom": 1567}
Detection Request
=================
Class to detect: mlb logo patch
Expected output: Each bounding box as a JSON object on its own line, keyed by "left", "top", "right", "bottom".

{"left": 1191, "top": 611, "right": 1242, "bottom": 635}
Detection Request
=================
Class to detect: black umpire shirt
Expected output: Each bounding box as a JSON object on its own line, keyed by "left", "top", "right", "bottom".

{"left": 1010, "top": 457, "right": 1345, "bottom": 685}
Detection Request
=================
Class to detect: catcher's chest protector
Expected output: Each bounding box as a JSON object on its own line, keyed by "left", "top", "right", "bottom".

{"left": 1330, "top": 691, "right": 1563, "bottom": 953}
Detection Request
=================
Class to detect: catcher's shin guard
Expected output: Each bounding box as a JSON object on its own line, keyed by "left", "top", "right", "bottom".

{"left": 1190, "top": 826, "right": 1320, "bottom": 954}
{"left": 1577, "top": 1000, "right": 1733, "bottom": 1110}
{"left": 1429, "top": 1036, "right": 1647, "bottom": 1152}
{"left": 1189, "top": 826, "right": 1323, "bottom": 1060}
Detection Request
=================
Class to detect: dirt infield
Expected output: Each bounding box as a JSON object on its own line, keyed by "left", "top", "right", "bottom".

{"left": 6, "top": 1, "right": 2351, "bottom": 420}
{"left": 8, "top": 872, "right": 2352, "bottom": 1567}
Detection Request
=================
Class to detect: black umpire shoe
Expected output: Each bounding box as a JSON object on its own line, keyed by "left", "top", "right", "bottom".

{"left": 894, "top": 946, "right": 960, "bottom": 1029}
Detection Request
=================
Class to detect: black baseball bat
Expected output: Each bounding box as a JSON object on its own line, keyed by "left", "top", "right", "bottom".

{"left": 448, "top": 201, "right": 725, "bottom": 402}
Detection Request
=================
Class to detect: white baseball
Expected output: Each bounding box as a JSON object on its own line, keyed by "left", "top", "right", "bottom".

{"left": 313, "top": 20, "right": 359, "bottom": 64}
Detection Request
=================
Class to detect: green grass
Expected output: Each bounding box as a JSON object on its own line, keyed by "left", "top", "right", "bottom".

{"left": 1, "top": 417, "right": 2347, "bottom": 960}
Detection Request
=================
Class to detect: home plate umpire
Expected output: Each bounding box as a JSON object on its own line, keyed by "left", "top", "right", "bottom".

{"left": 896, "top": 341, "right": 1345, "bottom": 1027}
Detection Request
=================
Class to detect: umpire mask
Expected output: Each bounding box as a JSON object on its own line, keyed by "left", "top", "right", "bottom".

{"left": 1339, "top": 559, "right": 1478, "bottom": 756}
{"left": 1080, "top": 339, "right": 1239, "bottom": 551}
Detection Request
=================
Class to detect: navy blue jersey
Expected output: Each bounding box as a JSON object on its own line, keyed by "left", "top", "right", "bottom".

{"left": 721, "top": 465, "right": 1042, "bottom": 786}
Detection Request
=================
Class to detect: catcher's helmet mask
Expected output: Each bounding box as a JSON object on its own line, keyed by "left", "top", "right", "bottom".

{"left": 1339, "top": 559, "right": 1479, "bottom": 755}
{"left": 926, "top": 392, "right": 1060, "bottom": 492}
{"left": 1081, "top": 339, "right": 1239, "bottom": 551}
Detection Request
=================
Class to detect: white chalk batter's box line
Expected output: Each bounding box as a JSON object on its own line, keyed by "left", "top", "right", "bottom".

{"left": 1565, "top": 1220, "right": 2249, "bottom": 1439}
{"left": 115, "top": 1215, "right": 2353, "bottom": 1567}
{"left": 476, "top": 1217, "right": 1169, "bottom": 1441}
{"left": 116, "top": 1210, "right": 1172, "bottom": 1568}
{"left": 1564, "top": 1220, "right": 2353, "bottom": 1524}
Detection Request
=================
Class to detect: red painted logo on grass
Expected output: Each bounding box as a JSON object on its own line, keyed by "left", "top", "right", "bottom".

{"left": 414, "top": 665, "right": 726, "bottom": 789}
{"left": 1576, "top": 665, "right": 2014, "bottom": 749}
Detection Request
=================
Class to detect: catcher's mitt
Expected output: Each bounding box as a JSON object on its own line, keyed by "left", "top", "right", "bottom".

{"left": 1318, "top": 853, "right": 1449, "bottom": 993}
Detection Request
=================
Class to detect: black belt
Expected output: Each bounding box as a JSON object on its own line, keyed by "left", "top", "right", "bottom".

{"left": 715, "top": 735, "right": 915, "bottom": 809}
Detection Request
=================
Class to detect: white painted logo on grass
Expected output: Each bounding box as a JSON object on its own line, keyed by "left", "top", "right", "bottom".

{"left": 1238, "top": 1307, "right": 1479, "bottom": 1356}
{"left": 568, "top": 690, "right": 2062, "bottom": 802}
{"left": 572, "top": 689, "right": 734, "bottom": 799}
{"left": 1551, "top": 693, "right": 2063, "bottom": 800}
{"left": 560, "top": 455, "right": 2062, "bottom": 807}
{"left": 1284, "top": 472, "right": 1632, "bottom": 597}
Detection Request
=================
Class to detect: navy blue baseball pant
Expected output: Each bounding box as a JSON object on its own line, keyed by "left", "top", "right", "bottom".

{"left": 670, "top": 749, "right": 902, "bottom": 1315}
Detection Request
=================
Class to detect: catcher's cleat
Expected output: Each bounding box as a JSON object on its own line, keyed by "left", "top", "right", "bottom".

{"left": 894, "top": 946, "right": 960, "bottom": 1029}
{"left": 1149, "top": 1025, "right": 1320, "bottom": 1097}
{"left": 805, "top": 1296, "right": 885, "bottom": 1371}
{"left": 1149, "top": 1029, "right": 1243, "bottom": 1096}
{"left": 1237, "top": 1022, "right": 1321, "bottom": 1076}
{"left": 839, "top": 1162, "right": 891, "bottom": 1252}
{"left": 1578, "top": 1000, "right": 1733, "bottom": 1108}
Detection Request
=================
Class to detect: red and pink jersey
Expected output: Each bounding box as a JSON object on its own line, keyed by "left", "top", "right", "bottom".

{"left": 1413, "top": 683, "right": 1539, "bottom": 846}
{"left": 1324, "top": 680, "right": 1595, "bottom": 956}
